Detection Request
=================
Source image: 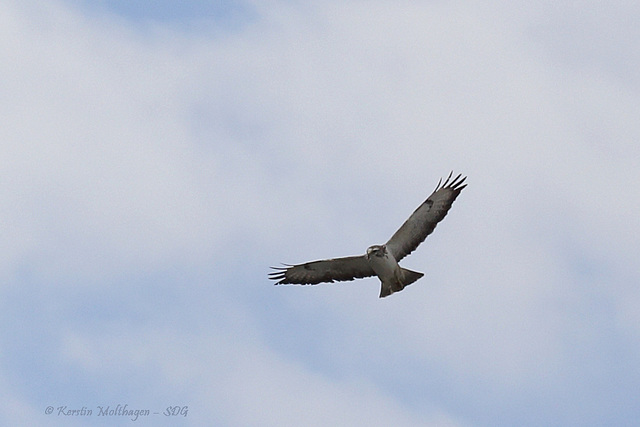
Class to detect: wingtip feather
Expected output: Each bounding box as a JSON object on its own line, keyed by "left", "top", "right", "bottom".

{"left": 437, "top": 172, "right": 467, "bottom": 192}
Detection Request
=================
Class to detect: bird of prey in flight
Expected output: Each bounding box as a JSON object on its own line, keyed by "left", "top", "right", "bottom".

{"left": 269, "top": 172, "right": 467, "bottom": 298}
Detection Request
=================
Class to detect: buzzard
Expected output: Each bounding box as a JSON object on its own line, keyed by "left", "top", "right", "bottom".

{"left": 270, "top": 172, "right": 467, "bottom": 298}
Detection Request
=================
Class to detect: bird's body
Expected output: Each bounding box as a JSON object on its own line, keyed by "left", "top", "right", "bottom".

{"left": 366, "top": 245, "right": 423, "bottom": 297}
{"left": 270, "top": 172, "right": 466, "bottom": 298}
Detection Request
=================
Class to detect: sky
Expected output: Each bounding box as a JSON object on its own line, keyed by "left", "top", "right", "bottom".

{"left": 1, "top": 1, "right": 639, "bottom": 426}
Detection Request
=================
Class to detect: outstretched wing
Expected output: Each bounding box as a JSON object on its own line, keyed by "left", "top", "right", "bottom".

{"left": 269, "top": 255, "right": 375, "bottom": 285}
{"left": 385, "top": 172, "right": 466, "bottom": 262}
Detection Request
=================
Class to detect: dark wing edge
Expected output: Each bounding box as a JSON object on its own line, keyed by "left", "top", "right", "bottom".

{"left": 269, "top": 255, "right": 375, "bottom": 285}
{"left": 386, "top": 172, "right": 467, "bottom": 262}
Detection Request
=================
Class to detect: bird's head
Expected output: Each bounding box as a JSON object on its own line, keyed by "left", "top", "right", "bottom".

{"left": 366, "top": 245, "right": 386, "bottom": 259}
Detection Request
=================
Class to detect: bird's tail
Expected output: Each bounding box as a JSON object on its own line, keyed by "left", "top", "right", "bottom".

{"left": 401, "top": 268, "right": 424, "bottom": 286}
{"left": 379, "top": 268, "right": 424, "bottom": 298}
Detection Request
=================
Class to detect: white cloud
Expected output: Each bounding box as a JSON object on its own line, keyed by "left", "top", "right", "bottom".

{"left": 59, "top": 321, "right": 467, "bottom": 427}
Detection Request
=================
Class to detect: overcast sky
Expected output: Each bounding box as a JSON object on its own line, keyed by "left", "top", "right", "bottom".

{"left": 2, "top": 1, "right": 639, "bottom": 426}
